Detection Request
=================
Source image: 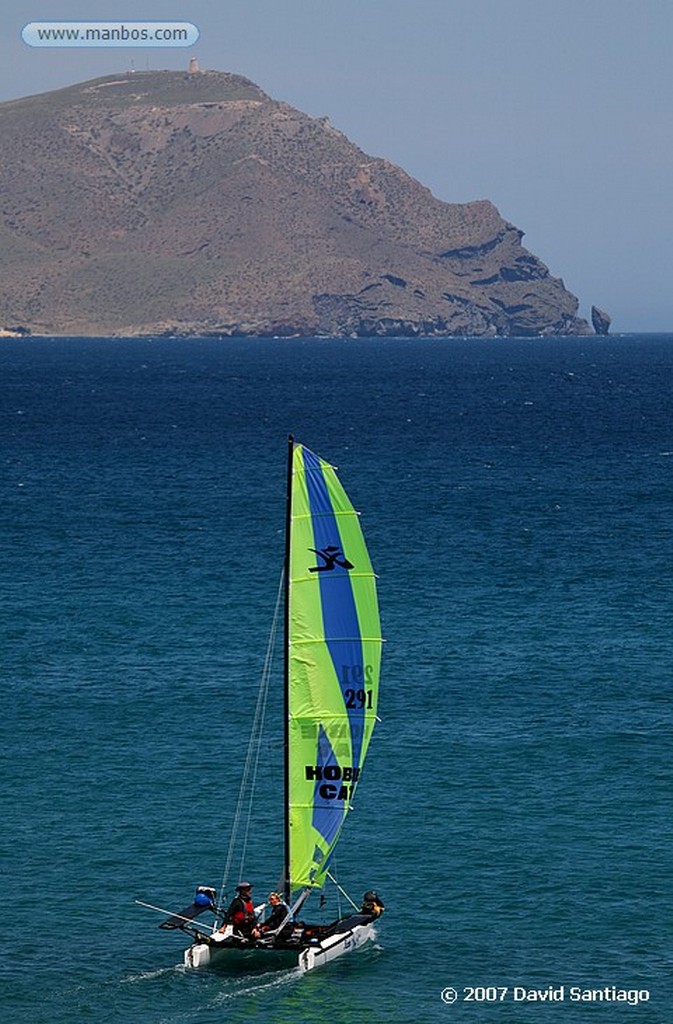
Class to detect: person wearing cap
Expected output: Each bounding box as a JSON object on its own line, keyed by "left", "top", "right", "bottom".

{"left": 259, "top": 891, "right": 291, "bottom": 936}
{"left": 360, "top": 890, "right": 385, "bottom": 918}
{"left": 223, "top": 882, "right": 260, "bottom": 939}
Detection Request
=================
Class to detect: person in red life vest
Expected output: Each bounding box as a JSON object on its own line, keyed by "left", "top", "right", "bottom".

{"left": 223, "top": 882, "right": 260, "bottom": 939}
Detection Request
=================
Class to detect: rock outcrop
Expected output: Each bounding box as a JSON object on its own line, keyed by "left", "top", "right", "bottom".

{"left": 591, "top": 306, "right": 611, "bottom": 336}
{"left": 0, "top": 70, "right": 592, "bottom": 337}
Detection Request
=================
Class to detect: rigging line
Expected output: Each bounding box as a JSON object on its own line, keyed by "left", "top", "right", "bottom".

{"left": 219, "top": 625, "right": 273, "bottom": 905}
{"left": 218, "top": 569, "right": 284, "bottom": 907}
{"left": 332, "top": 855, "right": 342, "bottom": 919}
{"left": 237, "top": 582, "right": 278, "bottom": 880}
{"left": 220, "top": 575, "right": 279, "bottom": 900}
{"left": 326, "top": 870, "right": 360, "bottom": 912}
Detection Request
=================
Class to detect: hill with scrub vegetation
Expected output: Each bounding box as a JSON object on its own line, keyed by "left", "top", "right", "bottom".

{"left": 0, "top": 69, "right": 593, "bottom": 338}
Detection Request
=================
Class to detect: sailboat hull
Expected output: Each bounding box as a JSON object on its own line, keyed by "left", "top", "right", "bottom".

{"left": 184, "top": 918, "right": 377, "bottom": 973}
{"left": 297, "top": 919, "right": 376, "bottom": 972}
{"left": 184, "top": 941, "right": 299, "bottom": 970}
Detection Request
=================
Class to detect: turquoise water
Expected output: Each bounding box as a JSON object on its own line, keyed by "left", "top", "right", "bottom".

{"left": 2, "top": 335, "right": 672, "bottom": 1022}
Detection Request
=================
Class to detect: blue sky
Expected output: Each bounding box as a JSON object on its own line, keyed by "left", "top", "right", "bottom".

{"left": 2, "top": 0, "right": 671, "bottom": 332}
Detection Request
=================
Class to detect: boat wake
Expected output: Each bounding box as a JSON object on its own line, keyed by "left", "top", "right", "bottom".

{"left": 210, "top": 966, "right": 303, "bottom": 1005}
{"left": 120, "top": 963, "right": 185, "bottom": 985}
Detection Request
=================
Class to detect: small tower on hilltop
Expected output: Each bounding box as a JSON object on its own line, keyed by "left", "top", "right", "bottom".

{"left": 188, "top": 56, "right": 200, "bottom": 74}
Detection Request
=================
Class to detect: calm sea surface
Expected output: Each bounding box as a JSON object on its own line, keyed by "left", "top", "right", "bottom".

{"left": 2, "top": 335, "right": 672, "bottom": 1023}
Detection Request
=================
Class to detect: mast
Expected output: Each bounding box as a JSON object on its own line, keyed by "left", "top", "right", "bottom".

{"left": 283, "top": 434, "right": 294, "bottom": 903}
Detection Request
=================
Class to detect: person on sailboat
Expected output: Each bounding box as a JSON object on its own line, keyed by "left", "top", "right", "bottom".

{"left": 361, "top": 890, "right": 385, "bottom": 918}
{"left": 223, "top": 882, "right": 260, "bottom": 939}
{"left": 259, "top": 891, "right": 292, "bottom": 936}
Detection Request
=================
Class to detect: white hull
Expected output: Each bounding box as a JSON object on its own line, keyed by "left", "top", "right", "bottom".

{"left": 297, "top": 920, "right": 375, "bottom": 972}
{"left": 184, "top": 920, "right": 376, "bottom": 972}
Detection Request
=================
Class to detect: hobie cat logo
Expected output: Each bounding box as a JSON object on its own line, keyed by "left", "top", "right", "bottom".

{"left": 305, "top": 764, "right": 360, "bottom": 800}
{"left": 308, "top": 546, "right": 354, "bottom": 572}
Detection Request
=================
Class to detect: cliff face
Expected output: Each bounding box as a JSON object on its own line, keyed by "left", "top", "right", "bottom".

{"left": 0, "top": 70, "right": 591, "bottom": 337}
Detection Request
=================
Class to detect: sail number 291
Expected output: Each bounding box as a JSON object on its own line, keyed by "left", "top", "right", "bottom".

{"left": 342, "top": 663, "right": 374, "bottom": 709}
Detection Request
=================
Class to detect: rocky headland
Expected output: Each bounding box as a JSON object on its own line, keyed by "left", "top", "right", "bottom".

{"left": 0, "top": 70, "right": 597, "bottom": 338}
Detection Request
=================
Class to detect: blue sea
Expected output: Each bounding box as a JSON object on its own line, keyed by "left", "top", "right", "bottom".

{"left": 2, "top": 335, "right": 672, "bottom": 1023}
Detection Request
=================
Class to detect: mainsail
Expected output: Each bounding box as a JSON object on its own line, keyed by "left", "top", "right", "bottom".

{"left": 286, "top": 442, "right": 382, "bottom": 893}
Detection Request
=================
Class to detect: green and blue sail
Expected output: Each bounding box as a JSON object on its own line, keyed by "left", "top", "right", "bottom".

{"left": 287, "top": 443, "right": 382, "bottom": 893}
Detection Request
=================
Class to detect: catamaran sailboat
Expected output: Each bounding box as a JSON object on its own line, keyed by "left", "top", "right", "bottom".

{"left": 139, "top": 438, "right": 384, "bottom": 972}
